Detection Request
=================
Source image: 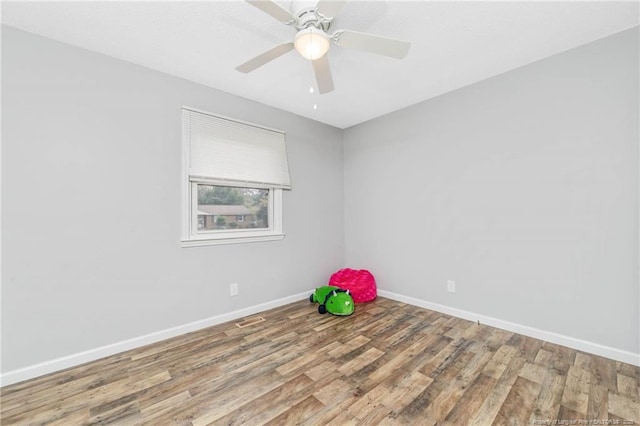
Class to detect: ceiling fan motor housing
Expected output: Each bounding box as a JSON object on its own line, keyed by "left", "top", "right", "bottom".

{"left": 290, "top": 1, "right": 332, "bottom": 32}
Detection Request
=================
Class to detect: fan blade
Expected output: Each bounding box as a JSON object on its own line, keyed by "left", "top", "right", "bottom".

{"left": 246, "top": 0, "right": 295, "bottom": 23}
{"left": 316, "top": 0, "right": 347, "bottom": 18}
{"left": 334, "top": 30, "right": 410, "bottom": 59}
{"left": 311, "top": 54, "right": 334, "bottom": 94}
{"left": 236, "top": 43, "right": 294, "bottom": 73}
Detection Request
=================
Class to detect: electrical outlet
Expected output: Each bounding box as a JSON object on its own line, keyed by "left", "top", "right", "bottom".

{"left": 230, "top": 283, "right": 239, "bottom": 297}
{"left": 447, "top": 280, "right": 456, "bottom": 293}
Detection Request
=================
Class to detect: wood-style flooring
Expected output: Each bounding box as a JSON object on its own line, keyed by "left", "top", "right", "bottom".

{"left": 1, "top": 297, "right": 639, "bottom": 425}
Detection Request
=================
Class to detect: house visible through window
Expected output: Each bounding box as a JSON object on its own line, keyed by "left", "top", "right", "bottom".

{"left": 181, "top": 107, "right": 291, "bottom": 246}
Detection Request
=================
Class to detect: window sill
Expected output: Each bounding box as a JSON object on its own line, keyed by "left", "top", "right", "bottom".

{"left": 181, "top": 233, "right": 285, "bottom": 247}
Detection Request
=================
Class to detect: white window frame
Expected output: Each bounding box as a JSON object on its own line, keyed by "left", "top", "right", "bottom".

{"left": 184, "top": 179, "right": 284, "bottom": 246}
{"left": 181, "top": 107, "right": 288, "bottom": 247}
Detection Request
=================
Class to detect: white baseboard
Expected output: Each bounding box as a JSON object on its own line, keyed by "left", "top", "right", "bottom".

{"left": 378, "top": 289, "right": 640, "bottom": 367}
{"left": 0, "top": 290, "right": 312, "bottom": 387}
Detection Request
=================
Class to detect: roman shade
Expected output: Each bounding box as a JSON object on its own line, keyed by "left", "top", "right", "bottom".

{"left": 183, "top": 107, "right": 291, "bottom": 189}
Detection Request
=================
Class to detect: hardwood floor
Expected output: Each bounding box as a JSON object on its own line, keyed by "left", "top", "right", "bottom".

{"left": 2, "top": 297, "right": 638, "bottom": 425}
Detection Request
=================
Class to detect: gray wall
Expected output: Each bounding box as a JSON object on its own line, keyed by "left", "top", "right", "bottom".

{"left": 1, "top": 26, "right": 344, "bottom": 372}
{"left": 344, "top": 27, "right": 639, "bottom": 354}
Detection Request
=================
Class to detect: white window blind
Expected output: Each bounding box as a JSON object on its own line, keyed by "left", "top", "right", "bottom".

{"left": 183, "top": 108, "right": 291, "bottom": 189}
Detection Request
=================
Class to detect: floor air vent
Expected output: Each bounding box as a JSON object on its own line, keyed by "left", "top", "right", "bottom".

{"left": 235, "top": 316, "right": 266, "bottom": 328}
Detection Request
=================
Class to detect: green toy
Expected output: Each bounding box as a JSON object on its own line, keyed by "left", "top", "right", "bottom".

{"left": 309, "top": 286, "right": 355, "bottom": 316}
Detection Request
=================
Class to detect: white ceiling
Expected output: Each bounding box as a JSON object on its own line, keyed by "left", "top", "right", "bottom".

{"left": 2, "top": 1, "right": 638, "bottom": 129}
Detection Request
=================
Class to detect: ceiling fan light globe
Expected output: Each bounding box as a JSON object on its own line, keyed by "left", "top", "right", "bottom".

{"left": 294, "top": 27, "right": 331, "bottom": 60}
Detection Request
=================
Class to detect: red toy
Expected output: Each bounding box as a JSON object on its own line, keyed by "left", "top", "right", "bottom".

{"left": 329, "top": 268, "right": 377, "bottom": 303}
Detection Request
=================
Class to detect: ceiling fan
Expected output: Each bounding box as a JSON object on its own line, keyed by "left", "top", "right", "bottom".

{"left": 236, "top": 0, "right": 411, "bottom": 94}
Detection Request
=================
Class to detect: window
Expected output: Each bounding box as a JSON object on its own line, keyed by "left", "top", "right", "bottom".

{"left": 181, "top": 107, "right": 291, "bottom": 246}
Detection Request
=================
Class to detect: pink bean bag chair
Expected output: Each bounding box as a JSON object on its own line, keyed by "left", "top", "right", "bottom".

{"left": 329, "top": 268, "right": 377, "bottom": 303}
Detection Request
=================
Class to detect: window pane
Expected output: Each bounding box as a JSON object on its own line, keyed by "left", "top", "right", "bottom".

{"left": 197, "top": 185, "right": 269, "bottom": 231}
